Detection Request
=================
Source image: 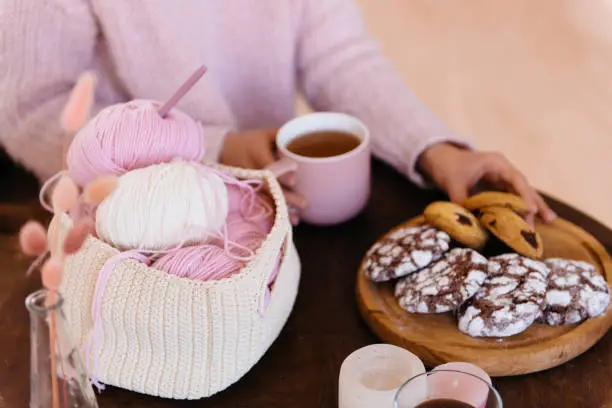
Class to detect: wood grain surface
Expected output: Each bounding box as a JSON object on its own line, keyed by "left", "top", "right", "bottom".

{"left": 357, "top": 216, "right": 612, "bottom": 376}
{"left": 0, "top": 156, "right": 610, "bottom": 407}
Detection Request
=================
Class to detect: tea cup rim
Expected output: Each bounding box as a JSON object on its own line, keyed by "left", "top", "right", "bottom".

{"left": 276, "top": 112, "right": 370, "bottom": 164}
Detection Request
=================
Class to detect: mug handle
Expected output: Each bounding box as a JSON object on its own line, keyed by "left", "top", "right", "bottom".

{"left": 265, "top": 157, "right": 298, "bottom": 179}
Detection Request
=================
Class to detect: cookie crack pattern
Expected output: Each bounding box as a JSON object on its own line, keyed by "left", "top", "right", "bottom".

{"left": 363, "top": 225, "right": 450, "bottom": 282}
{"left": 458, "top": 254, "right": 548, "bottom": 337}
{"left": 396, "top": 248, "right": 488, "bottom": 314}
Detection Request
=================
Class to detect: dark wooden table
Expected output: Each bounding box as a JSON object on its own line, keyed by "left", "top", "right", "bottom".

{"left": 0, "top": 153, "right": 610, "bottom": 408}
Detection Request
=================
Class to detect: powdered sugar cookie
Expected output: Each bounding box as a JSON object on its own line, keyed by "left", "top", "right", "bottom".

{"left": 363, "top": 225, "right": 451, "bottom": 282}
{"left": 458, "top": 254, "right": 549, "bottom": 337}
{"left": 540, "top": 258, "right": 610, "bottom": 326}
{"left": 395, "top": 248, "right": 489, "bottom": 313}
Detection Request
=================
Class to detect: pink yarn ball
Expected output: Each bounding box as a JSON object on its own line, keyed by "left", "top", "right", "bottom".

{"left": 225, "top": 187, "right": 279, "bottom": 306}
{"left": 66, "top": 100, "right": 206, "bottom": 186}
{"left": 226, "top": 184, "right": 244, "bottom": 214}
{"left": 225, "top": 183, "right": 273, "bottom": 252}
{"left": 226, "top": 184, "right": 273, "bottom": 225}
{"left": 152, "top": 244, "right": 245, "bottom": 281}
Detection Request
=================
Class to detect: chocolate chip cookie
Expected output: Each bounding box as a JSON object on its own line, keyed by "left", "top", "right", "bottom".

{"left": 463, "top": 191, "right": 530, "bottom": 215}
{"left": 423, "top": 201, "right": 489, "bottom": 249}
{"left": 363, "top": 225, "right": 451, "bottom": 282}
{"left": 479, "top": 206, "right": 543, "bottom": 259}
{"left": 458, "top": 254, "right": 549, "bottom": 337}
{"left": 539, "top": 258, "right": 610, "bottom": 326}
{"left": 395, "top": 248, "right": 489, "bottom": 313}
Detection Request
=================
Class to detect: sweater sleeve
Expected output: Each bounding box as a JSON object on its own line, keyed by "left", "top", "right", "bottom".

{"left": 295, "top": 0, "right": 472, "bottom": 186}
{"left": 0, "top": 0, "right": 102, "bottom": 182}
{"left": 201, "top": 125, "right": 234, "bottom": 164}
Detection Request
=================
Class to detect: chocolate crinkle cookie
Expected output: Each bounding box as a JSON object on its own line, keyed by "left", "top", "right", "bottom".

{"left": 458, "top": 254, "right": 549, "bottom": 337}
{"left": 539, "top": 258, "right": 610, "bottom": 326}
{"left": 363, "top": 225, "right": 451, "bottom": 282}
{"left": 395, "top": 248, "right": 489, "bottom": 313}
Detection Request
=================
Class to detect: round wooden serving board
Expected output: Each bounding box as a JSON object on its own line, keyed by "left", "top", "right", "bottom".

{"left": 356, "top": 216, "right": 612, "bottom": 377}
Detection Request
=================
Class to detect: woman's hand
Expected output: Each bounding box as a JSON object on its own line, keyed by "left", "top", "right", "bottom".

{"left": 220, "top": 129, "right": 279, "bottom": 170}
{"left": 418, "top": 143, "right": 556, "bottom": 223}
{"left": 220, "top": 129, "right": 307, "bottom": 225}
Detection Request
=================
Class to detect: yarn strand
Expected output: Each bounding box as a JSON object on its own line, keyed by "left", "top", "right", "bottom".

{"left": 39, "top": 171, "right": 68, "bottom": 212}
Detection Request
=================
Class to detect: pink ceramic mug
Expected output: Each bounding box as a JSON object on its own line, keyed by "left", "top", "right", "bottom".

{"left": 267, "top": 112, "right": 371, "bottom": 226}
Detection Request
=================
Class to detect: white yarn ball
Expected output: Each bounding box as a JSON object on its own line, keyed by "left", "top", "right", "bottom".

{"left": 96, "top": 160, "right": 229, "bottom": 251}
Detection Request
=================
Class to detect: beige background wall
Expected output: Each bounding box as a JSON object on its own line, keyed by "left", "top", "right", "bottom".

{"left": 316, "top": 0, "right": 612, "bottom": 227}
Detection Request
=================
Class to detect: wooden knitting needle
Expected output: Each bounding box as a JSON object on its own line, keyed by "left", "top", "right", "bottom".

{"left": 158, "top": 65, "right": 207, "bottom": 118}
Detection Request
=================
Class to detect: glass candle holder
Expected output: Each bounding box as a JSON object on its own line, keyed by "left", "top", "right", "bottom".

{"left": 431, "top": 362, "right": 492, "bottom": 406}
{"left": 394, "top": 370, "right": 502, "bottom": 408}
{"left": 338, "top": 344, "right": 426, "bottom": 408}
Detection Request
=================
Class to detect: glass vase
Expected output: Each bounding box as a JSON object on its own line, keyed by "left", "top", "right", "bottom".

{"left": 26, "top": 289, "right": 98, "bottom": 408}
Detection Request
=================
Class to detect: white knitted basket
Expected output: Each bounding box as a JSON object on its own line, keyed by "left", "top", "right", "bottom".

{"left": 58, "top": 166, "right": 301, "bottom": 399}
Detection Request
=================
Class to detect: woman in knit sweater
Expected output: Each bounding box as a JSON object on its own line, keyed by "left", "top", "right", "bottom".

{"left": 0, "top": 0, "right": 555, "bottom": 223}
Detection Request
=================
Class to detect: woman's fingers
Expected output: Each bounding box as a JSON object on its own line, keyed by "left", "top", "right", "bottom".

{"left": 283, "top": 189, "right": 307, "bottom": 226}
{"left": 289, "top": 210, "right": 300, "bottom": 226}
{"left": 283, "top": 189, "right": 307, "bottom": 210}
{"left": 253, "top": 145, "right": 277, "bottom": 169}
{"left": 445, "top": 180, "right": 469, "bottom": 205}
{"left": 278, "top": 172, "right": 296, "bottom": 188}
{"left": 524, "top": 213, "right": 536, "bottom": 228}
{"left": 501, "top": 169, "right": 538, "bottom": 215}
{"left": 532, "top": 191, "right": 557, "bottom": 223}
{"left": 500, "top": 170, "right": 556, "bottom": 224}
{"left": 253, "top": 129, "right": 280, "bottom": 169}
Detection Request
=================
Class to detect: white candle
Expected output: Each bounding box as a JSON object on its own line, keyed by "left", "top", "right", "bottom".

{"left": 430, "top": 362, "right": 492, "bottom": 408}
{"left": 338, "top": 344, "right": 426, "bottom": 408}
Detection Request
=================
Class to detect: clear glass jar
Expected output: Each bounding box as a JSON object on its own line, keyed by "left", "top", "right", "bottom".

{"left": 26, "top": 289, "right": 98, "bottom": 408}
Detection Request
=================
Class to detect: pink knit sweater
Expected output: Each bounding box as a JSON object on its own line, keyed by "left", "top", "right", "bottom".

{"left": 0, "top": 0, "right": 466, "bottom": 185}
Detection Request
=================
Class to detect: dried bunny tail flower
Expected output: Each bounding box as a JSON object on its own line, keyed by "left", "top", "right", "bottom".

{"left": 21, "top": 72, "right": 99, "bottom": 289}
{"left": 41, "top": 257, "right": 63, "bottom": 290}
{"left": 63, "top": 218, "right": 94, "bottom": 255}
{"left": 51, "top": 175, "right": 79, "bottom": 213}
{"left": 61, "top": 71, "right": 97, "bottom": 133}
{"left": 19, "top": 221, "right": 48, "bottom": 256}
{"left": 83, "top": 175, "right": 118, "bottom": 205}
